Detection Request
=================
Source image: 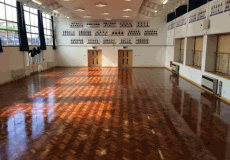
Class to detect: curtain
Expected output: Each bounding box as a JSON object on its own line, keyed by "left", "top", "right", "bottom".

{"left": 38, "top": 10, "right": 46, "bottom": 50}
{"left": 0, "top": 38, "right": 3, "bottom": 52}
{"left": 51, "top": 16, "right": 56, "bottom": 50}
{"left": 16, "top": 1, "right": 29, "bottom": 51}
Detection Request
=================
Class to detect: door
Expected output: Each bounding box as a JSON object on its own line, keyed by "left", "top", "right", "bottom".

{"left": 118, "top": 50, "right": 133, "bottom": 67}
{"left": 88, "top": 50, "right": 102, "bottom": 67}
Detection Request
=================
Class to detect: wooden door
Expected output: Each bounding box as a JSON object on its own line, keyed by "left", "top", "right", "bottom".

{"left": 118, "top": 50, "right": 133, "bottom": 67}
{"left": 88, "top": 50, "right": 102, "bottom": 67}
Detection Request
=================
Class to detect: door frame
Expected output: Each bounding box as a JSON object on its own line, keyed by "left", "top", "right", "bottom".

{"left": 118, "top": 49, "right": 133, "bottom": 67}
{"left": 88, "top": 49, "right": 102, "bottom": 67}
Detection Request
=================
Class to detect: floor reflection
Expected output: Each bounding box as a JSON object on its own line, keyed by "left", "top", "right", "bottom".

{"left": 0, "top": 68, "right": 230, "bottom": 159}
{"left": 118, "top": 68, "right": 133, "bottom": 85}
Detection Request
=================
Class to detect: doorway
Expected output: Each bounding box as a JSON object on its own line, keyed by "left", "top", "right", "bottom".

{"left": 88, "top": 50, "right": 102, "bottom": 67}
{"left": 118, "top": 50, "right": 133, "bottom": 67}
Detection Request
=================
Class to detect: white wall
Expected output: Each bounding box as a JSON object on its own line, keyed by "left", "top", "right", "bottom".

{"left": 0, "top": 46, "right": 56, "bottom": 85}
{"left": 56, "top": 15, "right": 167, "bottom": 67}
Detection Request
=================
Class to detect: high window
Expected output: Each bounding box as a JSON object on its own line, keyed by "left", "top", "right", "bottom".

{"left": 43, "top": 13, "right": 53, "bottom": 45}
{"left": 192, "top": 37, "right": 203, "bottom": 69}
{"left": 216, "top": 34, "right": 230, "bottom": 77}
{"left": 0, "top": 0, "right": 18, "bottom": 46}
{"left": 179, "top": 38, "right": 185, "bottom": 63}
{"left": 24, "top": 5, "right": 40, "bottom": 46}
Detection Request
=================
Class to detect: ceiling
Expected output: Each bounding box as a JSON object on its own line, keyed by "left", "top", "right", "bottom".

{"left": 21, "top": 0, "right": 188, "bottom": 20}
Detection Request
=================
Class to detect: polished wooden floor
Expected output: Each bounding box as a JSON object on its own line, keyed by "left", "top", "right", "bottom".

{"left": 0, "top": 68, "right": 230, "bottom": 160}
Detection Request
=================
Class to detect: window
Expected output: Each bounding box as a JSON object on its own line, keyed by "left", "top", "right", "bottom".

{"left": 23, "top": 5, "right": 40, "bottom": 46}
{"left": 0, "top": 0, "right": 18, "bottom": 46}
{"left": 179, "top": 39, "right": 185, "bottom": 63}
{"left": 192, "top": 37, "right": 203, "bottom": 68}
{"left": 43, "top": 13, "right": 52, "bottom": 45}
{"left": 215, "top": 34, "right": 230, "bottom": 77}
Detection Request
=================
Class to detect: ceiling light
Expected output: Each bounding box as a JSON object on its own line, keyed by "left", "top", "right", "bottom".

{"left": 154, "top": 10, "right": 157, "bottom": 13}
{"left": 53, "top": 10, "right": 58, "bottom": 13}
{"left": 123, "top": 8, "right": 132, "bottom": 11}
{"left": 101, "top": 12, "right": 110, "bottom": 15}
{"left": 75, "top": 8, "right": 85, "bottom": 12}
{"left": 163, "top": 0, "right": 168, "bottom": 4}
{"left": 124, "top": 0, "right": 131, "bottom": 1}
{"left": 122, "top": 15, "right": 130, "bottom": 18}
{"left": 84, "top": 15, "right": 92, "bottom": 18}
{"left": 104, "top": 18, "right": 112, "bottom": 20}
{"left": 95, "top": 2, "right": 107, "bottom": 7}
{"left": 32, "top": 0, "right": 42, "bottom": 5}
{"left": 63, "top": 0, "right": 73, "bottom": 1}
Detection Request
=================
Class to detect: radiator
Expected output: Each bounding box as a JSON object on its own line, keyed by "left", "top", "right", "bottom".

{"left": 11, "top": 69, "right": 25, "bottom": 79}
{"left": 201, "top": 75, "right": 218, "bottom": 94}
{"left": 172, "top": 63, "right": 180, "bottom": 74}
{"left": 47, "top": 62, "right": 56, "bottom": 69}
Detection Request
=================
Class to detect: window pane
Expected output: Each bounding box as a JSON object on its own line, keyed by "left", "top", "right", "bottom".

{"left": 47, "top": 30, "right": 51, "bottom": 35}
{"left": 0, "top": 20, "right": 6, "bottom": 29}
{"left": 46, "top": 14, "right": 51, "bottom": 19}
{"left": 31, "top": 27, "right": 38, "bottom": 33}
{"left": 26, "top": 25, "right": 30, "bottom": 32}
{"left": 24, "top": 12, "right": 30, "bottom": 25}
{"left": 14, "top": 31, "right": 19, "bottom": 45}
{"left": 32, "top": 34, "right": 40, "bottom": 45}
{"left": 6, "top": 0, "right": 16, "bottom": 6}
{"left": 43, "top": 18, "right": 46, "bottom": 29}
{"left": 24, "top": 6, "right": 29, "bottom": 12}
{"left": 0, "top": 30, "right": 7, "bottom": 46}
{"left": 12, "top": 7, "right": 17, "bottom": 22}
{"left": 30, "top": 14, "right": 35, "bottom": 26}
{"left": 0, "top": 0, "right": 4, "bottom": 3}
{"left": 32, "top": 8, "right": 37, "bottom": 14}
{"left": 0, "top": 3, "right": 5, "bottom": 20}
{"left": 6, "top": 6, "right": 13, "bottom": 21}
{"left": 46, "top": 36, "right": 52, "bottom": 45}
{"left": 27, "top": 33, "right": 31, "bottom": 45}
{"left": 46, "top": 19, "right": 51, "bottom": 29}
{"left": 7, "top": 22, "right": 18, "bottom": 31}
{"left": 8, "top": 31, "right": 18, "bottom": 45}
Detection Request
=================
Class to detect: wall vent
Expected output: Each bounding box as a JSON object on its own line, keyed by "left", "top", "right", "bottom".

{"left": 172, "top": 63, "right": 180, "bottom": 74}
{"left": 201, "top": 75, "right": 218, "bottom": 94}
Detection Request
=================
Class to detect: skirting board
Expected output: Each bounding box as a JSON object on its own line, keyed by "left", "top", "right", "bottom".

{"left": 56, "top": 66, "right": 165, "bottom": 68}
{"left": 165, "top": 67, "right": 230, "bottom": 105}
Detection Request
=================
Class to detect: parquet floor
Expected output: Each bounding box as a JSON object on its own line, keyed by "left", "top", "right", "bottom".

{"left": 0, "top": 67, "right": 230, "bottom": 160}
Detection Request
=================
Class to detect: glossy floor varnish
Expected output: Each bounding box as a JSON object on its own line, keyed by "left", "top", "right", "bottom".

{"left": 0, "top": 68, "right": 230, "bottom": 160}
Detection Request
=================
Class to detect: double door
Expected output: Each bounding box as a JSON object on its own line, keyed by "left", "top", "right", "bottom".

{"left": 118, "top": 50, "right": 133, "bottom": 67}
{"left": 88, "top": 50, "right": 102, "bottom": 67}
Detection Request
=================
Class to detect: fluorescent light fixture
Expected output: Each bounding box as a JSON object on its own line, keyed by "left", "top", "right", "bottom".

{"left": 84, "top": 15, "right": 92, "bottom": 18}
{"left": 101, "top": 12, "right": 110, "bottom": 15}
{"left": 63, "top": 0, "right": 74, "bottom": 1}
{"left": 122, "top": 15, "right": 130, "bottom": 18}
{"left": 104, "top": 18, "right": 112, "bottom": 20}
{"left": 75, "top": 8, "right": 85, "bottom": 12}
{"left": 124, "top": 0, "right": 131, "bottom": 1}
{"left": 53, "top": 10, "right": 58, "bottom": 13}
{"left": 163, "top": 0, "right": 168, "bottom": 4}
{"left": 32, "top": 0, "right": 42, "bottom": 5}
{"left": 123, "top": 8, "right": 132, "bottom": 11}
{"left": 95, "top": 2, "right": 107, "bottom": 7}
